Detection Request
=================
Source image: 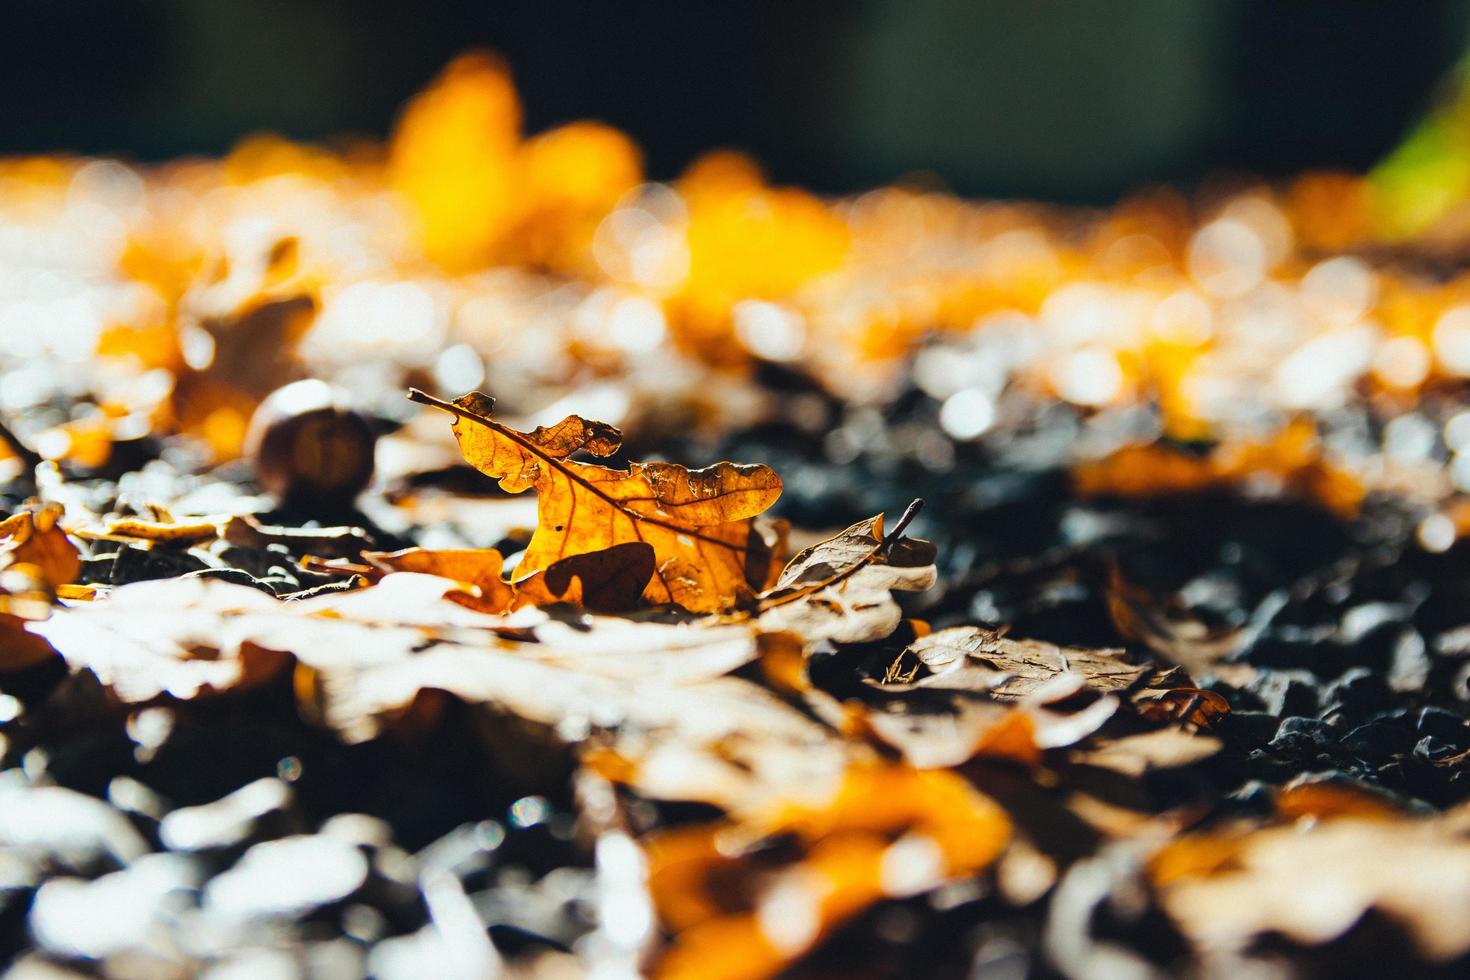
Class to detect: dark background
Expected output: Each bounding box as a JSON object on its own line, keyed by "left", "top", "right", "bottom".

{"left": 2, "top": 0, "right": 1467, "bottom": 201}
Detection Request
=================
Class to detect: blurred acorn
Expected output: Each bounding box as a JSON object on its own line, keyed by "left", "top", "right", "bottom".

{"left": 246, "top": 380, "right": 376, "bottom": 511}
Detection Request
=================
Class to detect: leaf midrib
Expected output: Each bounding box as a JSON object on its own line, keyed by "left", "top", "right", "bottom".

{"left": 409, "top": 389, "right": 757, "bottom": 553}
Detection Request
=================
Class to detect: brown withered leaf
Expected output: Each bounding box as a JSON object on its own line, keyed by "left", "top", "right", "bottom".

{"left": 1151, "top": 811, "right": 1470, "bottom": 961}
{"left": 757, "top": 502, "right": 936, "bottom": 644}
{"left": 1105, "top": 564, "right": 1286, "bottom": 674}
{"left": 892, "top": 626, "right": 1149, "bottom": 701}
{"left": 1133, "top": 687, "right": 1231, "bottom": 727}
{"left": 0, "top": 505, "right": 75, "bottom": 670}
{"left": 0, "top": 611, "right": 57, "bottom": 670}
{"left": 410, "top": 389, "right": 781, "bottom": 612}
{"left": 31, "top": 576, "right": 291, "bottom": 701}
{"left": 857, "top": 628, "right": 1176, "bottom": 769}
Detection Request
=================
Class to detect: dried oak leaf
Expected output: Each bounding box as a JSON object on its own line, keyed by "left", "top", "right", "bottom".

{"left": 646, "top": 762, "right": 1011, "bottom": 980}
{"left": 1151, "top": 811, "right": 1470, "bottom": 961}
{"left": 411, "top": 389, "right": 781, "bottom": 612}
{"left": 756, "top": 503, "right": 936, "bottom": 645}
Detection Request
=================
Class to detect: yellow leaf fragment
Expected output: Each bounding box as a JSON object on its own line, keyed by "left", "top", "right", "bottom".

{"left": 0, "top": 504, "right": 81, "bottom": 591}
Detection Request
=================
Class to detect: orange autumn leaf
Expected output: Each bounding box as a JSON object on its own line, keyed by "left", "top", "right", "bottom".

{"left": 1274, "top": 778, "right": 1405, "bottom": 823}
{"left": 362, "top": 548, "right": 517, "bottom": 614}
{"left": 389, "top": 52, "right": 522, "bottom": 271}
{"left": 0, "top": 504, "right": 81, "bottom": 591}
{"left": 0, "top": 566, "right": 61, "bottom": 671}
{"left": 1072, "top": 420, "right": 1363, "bottom": 518}
{"left": 0, "top": 610, "right": 58, "bottom": 671}
{"left": 512, "top": 541, "right": 655, "bottom": 613}
{"left": 364, "top": 541, "right": 656, "bottom": 614}
{"left": 647, "top": 763, "right": 1011, "bottom": 980}
{"left": 410, "top": 389, "right": 782, "bottom": 611}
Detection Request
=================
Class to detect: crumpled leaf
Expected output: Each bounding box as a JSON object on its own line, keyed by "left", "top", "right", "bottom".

{"left": 32, "top": 576, "right": 294, "bottom": 701}
{"left": 411, "top": 389, "right": 781, "bottom": 611}
{"left": 1133, "top": 687, "right": 1231, "bottom": 727}
{"left": 513, "top": 541, "right": 656, "bottom": 612}
{"left": 1151, "top": 811, "right": 1470, "bottom": 961}
{"left": 646, "top": 762, "right": 1011, "bottom": 980}
{"left": 887, "top": 626, "right": 1149, "bottom": 701}
{"left": 33, "top": 573, "right": 753, "bottom": 704}
{"left": 858, "top": 628, "right": 1185, "bottom": 769}
{"left": 757, "top": 503, "right": 936, "bottom": 644}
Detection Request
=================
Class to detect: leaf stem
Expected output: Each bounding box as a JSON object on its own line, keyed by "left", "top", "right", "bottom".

{"left": 882, "top": 499, "right": 924, "bottom": 550}
{"left": 407, "top": 388, "right": 469, "bottom": 417}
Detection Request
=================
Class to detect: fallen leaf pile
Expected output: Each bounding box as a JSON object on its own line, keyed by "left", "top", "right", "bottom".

{"left": 0, "top": 389, "right": 1235, "bottom": 977}
{"left": 4, "top": 379, "right": 1451, "bottom": 979}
